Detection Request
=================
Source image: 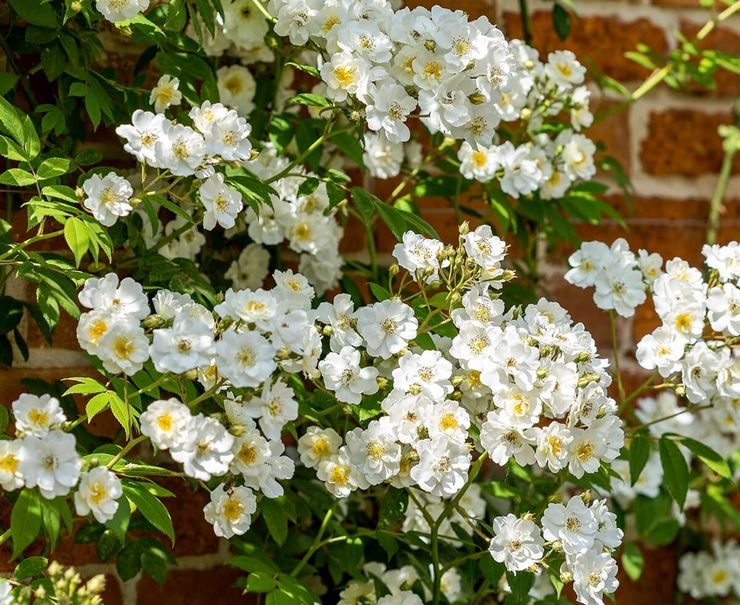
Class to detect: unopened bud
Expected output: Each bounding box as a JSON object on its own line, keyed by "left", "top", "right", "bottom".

{"left": 75, "top": 187, "right": 85, "bottom": 200}
{"left": 129, "top": 197, "right": 142, "bottom": 208}
{"left": 424, "top": 39, "right": 436, "bottom": 51}
{"left": 119, "top": 25, "right": 133, "bottom": 37}
{"left": 520, "top": 107, "right": 532, "bottom": 121}
{"left": 322, "top": 325, "right": 334, "bottom": 336}
{"left": 389, "top": 263, "right": 400, "bottom": 278}
{"left": 577, "top": 373, "right": 601, "bottom": 388}
{"left": 458, "top": 221, "right": 470, "bottom": 236}
{"left": 675, "top": 385, "right": 686, "bottom": 397}
{"left": 277, "top": 347, "right": 291, "bottom": 360}
{"left": 551, "top": 540, "right": 563, "bottom": 553}
{"left": 500, "top": 269, "right": 516, "bottom": 281}
{"left": 451, "top": 375, "right": 465, "bottom": 387}
{"left": 450, "top": 390, "right": 463, "bottom": 401}
{"left": 376, "top": 376, "right": 388, "bottom": 390}
{"left": 230, "top": 424, "right": 247, "bottom": 437}
{"left": 349, "top": 110, "right": 363, "bottom": 122}
{"left": 35, "top": 586, "right": 47, "bottom": 598}
{"left": 580, "top": 490, "right": 592, "bottom": 504}
{"left": 142, "top": 314, "right": 167, "bottom": 329}
{"left": 469, "top": 92, "right": 487, "bottom": 105}
{"left": 70, "top": 0, "right": 82, "bottom": 11}
{"left": 308, "top": 369, "right": 321, "bottom": 382}
{"left": 536, "top": 368, "right": 548, "bottom": 380}
{"left": 184, "top": 369, "right": 198, "bottom": 381}
{"left": 560, "top": 570, "right": 573, "bottom": 584}
{"left": 522, "top": 512, "right": 535, "bottom": 522}
{"left": 574, "top": 351, "right": 592, "bottom": 364}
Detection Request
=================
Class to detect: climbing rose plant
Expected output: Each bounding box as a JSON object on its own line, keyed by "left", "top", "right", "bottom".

{"left": 0, "top": 0, "right": 738, "bottom": 603}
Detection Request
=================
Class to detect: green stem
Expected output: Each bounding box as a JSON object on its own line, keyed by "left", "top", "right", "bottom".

{"left": 0, "top": 229, "right": 65, "bottom": 262}
{"left": 631, "top": 0, "right": 740, "bottom": 101}
{"left": 290, "top": 505, "right": 335, "bottom": 576}
{"left": 0, "top": 527, "right": 11, "bottom": 546}
{"left": 106, "top": 435, "right": 147, "bottom": 469}
{"left": 635, "top": 404, "right": 712, "bottom": 431}
{"left": 706, "top": 149, "right": 735, "bottom": 245}
{"left": 518, "top": 0, "right": 532, "bottom": 44}
{"left": 619, "top": 370, "right": 659, "bottom": 414}
{"left": 266, "top": 124, "right": 351, "bottom": 185}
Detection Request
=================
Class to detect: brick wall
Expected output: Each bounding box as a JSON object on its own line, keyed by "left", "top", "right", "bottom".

{"left": 2, "top": 0, "right": 738, "bottom": 602}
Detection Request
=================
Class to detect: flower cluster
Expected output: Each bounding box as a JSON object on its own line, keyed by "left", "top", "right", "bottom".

{"left": 489, "top": 495, "right": 623, "bottom": 605}
{"left": 0, "top": 393, "right": 122, "bottom": 524}
{"left": 457, "top": 42, "right": 597, "bottom": 199}
{"left": 678, "top": 540, "right": 740, "bottom": 600}
{"left": 239, "top": 143, "right": 345, "bottom": 294}
{"left": 338, "top": 561, "right": 460, "bottom": 605}
{"left": 568, "top": 238, "right": 739, "bottom": 428}
{"left": 271, "top": 1, "right": 514, "bottom": 146}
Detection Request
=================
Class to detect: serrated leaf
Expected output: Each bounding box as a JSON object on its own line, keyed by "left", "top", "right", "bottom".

{"left": 37, "top": 157, "right": 73, "bottom": 180}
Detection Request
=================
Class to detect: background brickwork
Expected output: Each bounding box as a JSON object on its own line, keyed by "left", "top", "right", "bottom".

{"left": 1, "top": 0, "right": 738, "bottom": 602}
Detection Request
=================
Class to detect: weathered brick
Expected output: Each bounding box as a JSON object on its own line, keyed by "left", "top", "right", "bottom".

{"left": 570, "top": 195, "right": 740, "bottom": 266}
{"left": 640, "top": 109, "right": 740, "bottom": 176}
{"left": 588, "top": 97, "right": 632, "bottom": 173}
{"left": 136, "top": 566, "right": 254, "bottom": 605}
{"left": 503, "top": 11, "right": 669, "bottom": 81}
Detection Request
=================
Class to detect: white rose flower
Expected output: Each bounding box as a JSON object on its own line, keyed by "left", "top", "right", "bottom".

{"left": 82, "top": 172, "right": 134, "bottom": 227}
{"left": 74, "top": 467, "right": 123, "bottom": 523}
{"left": 203, "top": 484, "right": 257, "bottom": 538}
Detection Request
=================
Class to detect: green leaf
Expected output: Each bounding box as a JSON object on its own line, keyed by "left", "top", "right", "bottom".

{"left": 260, "top": 498, "right": 288, "bottom": 546}
{"left": 64, "top": 217, "right": 90, "bottom": 267}
{"left": 105, "top": 496, "right": 131, "bottom": 543}
{"left": 37, "top": 157, "right": 73, "bottom": 181}
{"left": 287, "top": 93, "right": 332, "bottom": 108}
{"left": 0, "top": 168, "right": 37, "bottom": 187}
{"left": 659, "top": 437, "right": 689, "bottom": 509}
{"left": 8, "top": 0, "right": 59, "bottom": 28}
{"left": 552, "top": 3, "right": 571, "bottom": 40}
{"left": 377, "top": 487, "right": 408, "bottom": 529}
{"left": 14, "top": 556, "right": 48, "bottom": 580}
{"left": 621, "top": 543, "right": 644, "bottom": 581}
{"left": 116, "top": 542, "right": 141, "bottom": 581}
{"left": 674, "top": 435, "right": 731, "bottom": 478}
{"left": 245, "top": 571, "right": 277, "bottom": 593}
{"left": 629, "top": 435, "right": 651, "bottom": 486}
{"left": 64, "top": 377, "right": 108, "bottom": 397}
{"left": 11, "top": 489, "right": 43, "bottom": 558}
{"left": 124, "top": 482, "right": 175, "bottom": 544}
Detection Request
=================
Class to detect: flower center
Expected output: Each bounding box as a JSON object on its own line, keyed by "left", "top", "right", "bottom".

{"left": 114, "top": 336, "right": 135, "bottom": 360}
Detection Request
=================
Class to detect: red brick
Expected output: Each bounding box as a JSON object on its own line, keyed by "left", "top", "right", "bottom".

{"left": 640, "top": 109, "right": 740, "bottom": 176}
{"left": 616, "top": 544, "right": 679, "bottom": 604}
{"left": 588, "top": 98, "right": 632, "bottom": 174}
{"left": 136, "top": 566, "right": 254, "bottom": 605}
{"left": 503, "top": 11, "right": 669, "bottom": 81}
{"left": 161, "top": 478, "right": 222, "bottom": 558}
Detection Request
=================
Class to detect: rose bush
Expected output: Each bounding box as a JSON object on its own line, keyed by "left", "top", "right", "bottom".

{"left": 0, "top": 0, "right": 737, "bottom": 603}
